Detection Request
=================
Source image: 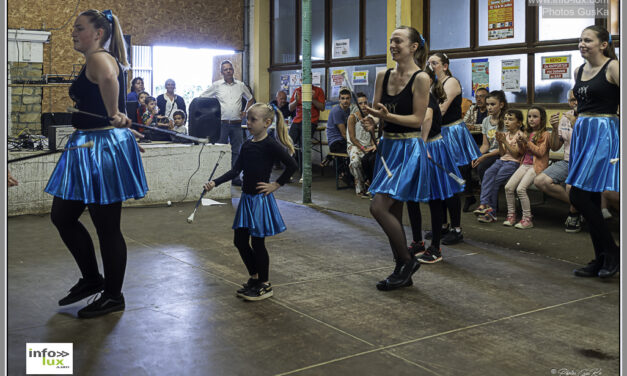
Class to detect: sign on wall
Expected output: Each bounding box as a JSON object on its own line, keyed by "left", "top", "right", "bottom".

{"left": 488, "top": 0, "right": 514, "bottom": 40}
{"left": 541, "top": 55, "right": 571, "bottom": 80}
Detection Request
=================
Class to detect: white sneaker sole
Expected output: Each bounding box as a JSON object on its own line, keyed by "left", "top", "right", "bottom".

{"left": 242, "top": 290, "right": 273, "bottom": 301}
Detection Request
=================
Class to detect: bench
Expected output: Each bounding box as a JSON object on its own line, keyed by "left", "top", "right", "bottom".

{"left": 327, "top": 151, "right": 352, "bottom": 190}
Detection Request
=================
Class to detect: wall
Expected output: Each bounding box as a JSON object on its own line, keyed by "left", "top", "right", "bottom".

{"left": 8, "top": 143, "right": 231, "bottom": 216}
{"left": 7, "top": 0, "right": 244, "bottom": 122}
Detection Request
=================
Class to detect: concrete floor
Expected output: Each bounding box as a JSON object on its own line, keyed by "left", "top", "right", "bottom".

{"left": 7, "top": 170, "right": 620, "bottom": 375}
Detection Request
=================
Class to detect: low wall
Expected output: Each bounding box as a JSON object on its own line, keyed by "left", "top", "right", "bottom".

{"left": 8, "top": 143, "right": 232, "bottom": 216}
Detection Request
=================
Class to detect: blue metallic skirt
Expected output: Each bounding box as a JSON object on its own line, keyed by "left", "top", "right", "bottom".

{"left": 369, "top": 132, "right": 431, "bottom": 202}
{"left": 233, "top": 192, "right": 286, "bottom": 237}
{"left": 566, "top": 114, "right": 619, "bottom": 192}
{"left": 425, "top": 135, "right": 465, "bottom": 200}
{"left": 45, "top": 127, "right": 148, "bottom": 204}
{"left": 441, "top": 120, "right": 481, "bottom": 166}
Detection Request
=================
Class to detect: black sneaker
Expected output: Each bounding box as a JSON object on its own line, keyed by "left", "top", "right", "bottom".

{"left": 425, "top": 224, "right": 450, "bottom": 240}
{"left": 463, "top": 196, "right": 477, "bottom": 212}
{"left": 77, "top": 293, "right": 125, "bottom": 319}
{"left": 598, "top": 253, "right": 619, "bottom": 279}
{"left": 236, "top": 278, "right": 259, "bottom": 297}
{"left": 418, "top": 246, "right": 442, "bottom": 264}
{"left": 573, "top": 259, "right": 601, "bottom": 277}
{"left": 376, "top": 257, "right": 419, "bottom": 291}
{"left": 409, "top": 241, "right": 426, "bottom": 256}
{"left": 441, "top": 229, "right": 463, "bottom": 245}
{"left": 564, "top": 214, "right": 582, "bottom": 233}
{"left": 58, "top": 275, "right": 105, "bottom": 306}
{"left": 242, "top": 283, "right": 273, "bottom": 301}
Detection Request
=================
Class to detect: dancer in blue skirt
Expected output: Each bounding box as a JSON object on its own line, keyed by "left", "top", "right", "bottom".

{"left": 203, "top": 103, "right": 298, "bottom": 300}
{"left": 363, "top": 26, "right": 431, "bottom": 291}
{"left": 407, "top": 65, "right": 464, "bottom": 264}
{"left": 426, "top": 52, "right": 481, "bottom": 246}
{"left": 568, "top": 25, "right": 620, "bottom": 279}
{"left": 46, "top": 10, "right": 148, "bottom": 318}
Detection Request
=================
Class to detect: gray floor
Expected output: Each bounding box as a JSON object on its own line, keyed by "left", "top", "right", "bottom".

{"left": 7, "top": 172, "right": 620, "bottom": 375}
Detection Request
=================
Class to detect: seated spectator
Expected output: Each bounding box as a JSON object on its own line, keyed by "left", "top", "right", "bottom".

{"left": 533, "top": 90, "right": 582, "bottom": 232}
{"left": 502, "top": 105, "right": 550, "bottom": 229}
{"left": 127, "top": 77, "right": 144, "bottom": 101}
{"left": 169, "top": 109, "right": 188, "bottom": 142}
{"left": 463, "top": 87, "right": 489, "bottom": 131}
{"left": 471, "top": 90, "right": 508, "bottom": 187}
{"left": 270, "top": 90, "right": 295, "bottom": 120}
{"left": 157, "top": 79, "right": 187, "bottom": 120}
{"left": 289, "top": 84, "right": 325, "bottom": 182}
{"left": 474, "top": 109, "right": 523, "bottom": 223}
{"left": 142, "top": 96, "right": 172, "bottom": 141}
{"left": 325, "top": 88, "right": 352, "bottom": 183}
{"left": 136, "top": 91, "right": 150, "bottom": 123}
{"left": 347, "top": 92, "right": 377, "bottom": 198}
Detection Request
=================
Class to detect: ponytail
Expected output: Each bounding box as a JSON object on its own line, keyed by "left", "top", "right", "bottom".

{"left": 425, "top": 65, "right": 446, "bottom": 103}
{"left": 80, "top": 9, "right": 129, "bottom": 69}
{"left": 249, "top": 103, "right": 295, "bottom": 155}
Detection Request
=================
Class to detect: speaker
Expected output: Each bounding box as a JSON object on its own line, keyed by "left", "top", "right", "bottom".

{"left": 41, "top": 112, "right": 72, "bottom": 136}
{"left": 189, "top": 97, "right": 221, "bottom": 143}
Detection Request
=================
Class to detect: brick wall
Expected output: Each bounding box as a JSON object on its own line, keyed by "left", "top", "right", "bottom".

{"left": 9, "top": 62, "right": 44, "bottom": 136}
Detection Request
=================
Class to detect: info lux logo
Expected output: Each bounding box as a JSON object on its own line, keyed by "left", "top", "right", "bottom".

{"left": 26, "top": 343, "right": 73, "bottom": 375}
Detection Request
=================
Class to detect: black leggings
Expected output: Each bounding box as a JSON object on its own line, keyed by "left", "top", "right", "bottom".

{"left": 50, "top": 196, "right": 126, "bottom": 297}
{"left": 569, "top": 187, "right": 619, "bottom": 260}
{"left": 370, "top": 195, "right": 411, "bottom": 262}
{"left": 441, "top": 195, "right": 462, "bottom": 228}
{"left": 234, "top": 228, "right": 270, "bottom": 282}
{"left": 407, "top": 200, "right": 444, "bottom": 249}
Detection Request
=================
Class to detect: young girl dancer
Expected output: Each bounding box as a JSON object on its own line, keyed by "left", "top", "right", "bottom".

{"left": 472, "top": 90, "right": 508, "bottom": 215}
{"left": 475, "top": 109, "right": 524, "bottom": 223}
{"left": 568, "top": 25, "right": 619, "bottom": 278}
{"left": 407, "top": 65, "right": 463, "bottom": 264}
{"left": 203, "top": 103, "right": 298, "bottom": 300}
{"left": 46, "top": 9, "right": 148, "bottom": 318}
{"left": 503, "top": 106, "right": 550, "bottom": 228}
{"left": 363, "top": 26, "right": 431, "bottom": 291}
{"left": 426, "top": 53, "right": 481, "bottom": 245}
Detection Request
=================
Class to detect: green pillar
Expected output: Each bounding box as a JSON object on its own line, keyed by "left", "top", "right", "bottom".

{"left": 301, "top": 0, "right": 312, "bottom": 204}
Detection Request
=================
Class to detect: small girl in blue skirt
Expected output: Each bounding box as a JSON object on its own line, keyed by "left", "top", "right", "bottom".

{"left": 203, "top": 103, "right": 298, "bottom": 301}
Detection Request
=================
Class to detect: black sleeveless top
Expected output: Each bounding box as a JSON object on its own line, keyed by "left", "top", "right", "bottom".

{"left": 441, "top": 76, "right": 462, "bottom": 124}
{"left": 69, "top": 51, "right": 126, "bottom": 129}
{"left": 381, "top": 68, "right": 421, "bottom": 133}
{"left": 573, "top": 59, "right": 619, "bottom": 114}
{"left": 422, "top": 93, "right": 442, "bottom": 139}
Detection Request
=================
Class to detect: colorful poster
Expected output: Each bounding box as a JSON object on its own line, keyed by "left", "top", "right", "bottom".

{"left": 331, "top": 69, "right": 346, "bottom": 86}
{"left": 289, "top": 73, "right": 301, "bottom": 86}
{"left": 541, "top": 55, "right": 571, "bottom": 80}
{"left": 312, "top": 72, "right": 321, "bottom": 86}
{"left": 280, "top": 74, "right": 290, "bottom": 93}
{"left": 501, "top": 59, "right": 520, "bottom": 92}
{"left": 332, "top": 39, "right": 350, "bottom": 58}
{"left": 352, "top": 71, "right": 368, "bottom": 85}
{"left": 488, "top": 0, "right": 514, "bottom": 40}
{"left": 471, "top": 58, "right": 490, "bottom": 96}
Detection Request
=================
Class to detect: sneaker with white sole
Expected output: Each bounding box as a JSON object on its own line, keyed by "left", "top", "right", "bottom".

{"left": 418, "top": 246, "right": 442, "bottom": 264}
{"left": 564, "top": 214, "right": 582, "bottom": 233}
{"left": 242, "top": 282, "right": 273, "bottom": 301}
{"left": 514, "top": 216, "right": 534, "bottom": 229}
{"left": 477, "top": 208, "right": 497, "bottom": 223}
{"left": 503, "top": 214, "right": 517, "bottom": 227}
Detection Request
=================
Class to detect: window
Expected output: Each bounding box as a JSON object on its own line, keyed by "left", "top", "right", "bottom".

{"left": 538, "top": 6, "right": 594, "bottom": 41}
{"left": 270, "top": 68, "right": 327, "bottom": 105}
{"left": 478, "top": 0, "right": 526, "bottom": 46}
{"left": 131, "top": 46, "right": 153, "bottom": 95}
{"left": 331, "top": 0, "right": 360, "bottom": 58}
{"left": 429, "top": 0, "right": 470, "bottom": 50}
{"left": 365, "top": 0, "right": 387, "bottom": 55}
{"left": 300, "top": 1, "right": 326, "bottom": 61}
{"left": 273, "top": 0, "right": 297, "bottom": 64}
{"left": 534, "top": 51, "right": 584, "bottom": 103}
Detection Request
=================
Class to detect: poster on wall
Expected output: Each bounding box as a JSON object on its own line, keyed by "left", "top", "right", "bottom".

{"left": 352, "top": 71, "right": 368, "bottom": 85}
{"left": 541, "top": 55, "right": 571, "bottom": 80}
{"left": 501, "top": 59, "right": 520, "bottom": 92}
{"left": 312, "top": 72, "right": 321, "bottom": 86}
{"left": 471, "top": 58, "right": 490, "bottom": 96}
{"left": 280, "top": 74, "right": 290, "bottom": 94}
{"left": 488, "top": 0, "right": 514, "bottom": 40}
{"left": 330, "top": 69, "right": 346, "bottom": 98}
{"left": 332, "top": 39, "right": 350, "bottom": 58}
{"left": 289, "top": 73, "right": 301, "bottom": 86}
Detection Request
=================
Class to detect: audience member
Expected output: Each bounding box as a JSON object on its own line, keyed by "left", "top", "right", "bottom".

{"left": 127, "top": 77, "right": 144, "bottom": 101}
{"left": 200, "top": 60, "right": 255, "bottom": 186}
{"left": 471, "top": 90, "right": 508, "bottom": 184}
{"left": 533, "top": 90, "right": 581, "bottom": 232}
{"left": 346, "top": 92, "right": 377, "bottom": 198}
{"left": 142, "top": 96, "right": 172, "bottom": 141}
{"left": 157, "top": 79, "right": 187, "bottom": 120}
{"left": 503, "top": 105, "right": 550, "bottom": 229}
{"left": 288, "top": 84, "right": 325, "bottom": 180}
{"left": 474, "top": 109, "right": 523, "bottom": 223}
{"left": 463, "top": 87, "right": 489, "bottom": 130}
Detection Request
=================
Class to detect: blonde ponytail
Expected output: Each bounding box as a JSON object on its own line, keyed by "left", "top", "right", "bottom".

{"left": 249, "top": 103, "right": 295, "bottom": 155}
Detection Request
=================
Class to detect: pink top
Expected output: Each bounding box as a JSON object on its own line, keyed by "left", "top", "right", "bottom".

{"left": 522, "top": 132, "right": 535, "bottom": 165}
{"left": 501, "top": 130, "right": 523, "bottom": 162}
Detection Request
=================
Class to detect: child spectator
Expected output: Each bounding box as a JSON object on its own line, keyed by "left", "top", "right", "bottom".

{"left": 170, "top": 110, "right": 188, "bottom": 142}
{"left": 346, "top": 92, "right": 377, "bottom": 198}
{"left": 503, "top": 105, "right": 550, "bottom": 229}
{"left": 474, "top": 109, "right": 524, "bottom": 223}
{"left": 471, "top": 90, "right": 508, "bottom": 186}
{"left": 142, "top": 96, "right": 172, "bottom": 141}
{"left": 136, "top": 91, "right": 150, "bottom": 124}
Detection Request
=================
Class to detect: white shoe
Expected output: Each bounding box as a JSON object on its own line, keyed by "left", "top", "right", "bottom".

{"left": 298, "top": 176, "right": 303, "bottom": 184}
{"left": 602, "top": 208, "right": 612, "bottom": 220}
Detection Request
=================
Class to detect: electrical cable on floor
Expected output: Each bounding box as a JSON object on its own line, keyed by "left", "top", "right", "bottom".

{"left": 177, "top": 142, "right": 206, "bottom": 203}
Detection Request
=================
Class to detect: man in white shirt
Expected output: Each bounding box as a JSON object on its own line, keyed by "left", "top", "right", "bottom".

{"left": 200, "top": 60, "right": 254, "bottom": 185}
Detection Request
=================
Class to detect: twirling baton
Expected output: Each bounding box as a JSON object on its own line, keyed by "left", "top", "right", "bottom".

{"left": 8, "top": 141, "right": 94, "bottom": 163}
{"left": 342, "top": 72, "right": 392, "bottom": 178}
{"left": 187, "top": 150, "right": 226, "bottom": 224}
{"left": 66, "top": 107, "right": 209, "bottom": 144}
